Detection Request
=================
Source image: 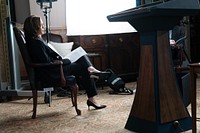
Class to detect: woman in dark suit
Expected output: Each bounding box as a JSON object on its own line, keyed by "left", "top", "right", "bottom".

{"left": 23, "top": 15, "right": 107, "bottom": 109}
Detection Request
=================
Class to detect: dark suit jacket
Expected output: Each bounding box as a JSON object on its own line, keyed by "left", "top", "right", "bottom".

{"left": 27, "top": 37, "right": 71, "bottom": 87}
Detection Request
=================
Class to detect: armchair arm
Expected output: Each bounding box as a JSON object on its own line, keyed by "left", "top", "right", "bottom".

{"left": 30, "top": 61, "right": 66, "bottom": 87}
{"left": 174, "top": 66, "right": 190, "bottom": 73}
{"left": 30, "top": 60, "right": 63, "bottom": 68}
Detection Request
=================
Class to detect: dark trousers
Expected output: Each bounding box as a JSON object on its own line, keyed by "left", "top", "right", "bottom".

{"left": 63, "top": 55, "right": 97, "bottom": 98}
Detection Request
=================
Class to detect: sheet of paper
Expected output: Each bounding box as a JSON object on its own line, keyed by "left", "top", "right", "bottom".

{"left": 48, "top": 42, "right": 87, "bottom": 63}
{"left": 48, "top": 41, "right": 73, "bottom": 58}
{"left": 64, "top": 47, "right": 87, "bottom": 63}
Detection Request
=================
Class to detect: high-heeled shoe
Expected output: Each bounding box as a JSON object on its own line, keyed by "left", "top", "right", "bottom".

{"left": 87, "top": 100, "right": 106, "bottom": 110}
{"left": 90, "top": 71, "right": 111, "bottom": 80}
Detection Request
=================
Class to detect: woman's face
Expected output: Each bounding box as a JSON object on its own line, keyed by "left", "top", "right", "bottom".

{"left": 38, "top": 18, "right": 45, "bottom": 36}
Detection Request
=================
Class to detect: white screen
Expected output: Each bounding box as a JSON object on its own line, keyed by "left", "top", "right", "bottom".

{"left": 66, "top": 0, "right": 137, "bottom": 35}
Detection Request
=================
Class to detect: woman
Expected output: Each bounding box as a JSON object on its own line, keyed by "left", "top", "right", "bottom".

{"left": 23, "top": 15, "right": 107, "bottom": 109}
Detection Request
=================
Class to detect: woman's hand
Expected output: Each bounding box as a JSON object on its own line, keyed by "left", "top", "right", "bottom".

{"left": 170, "top": 39, "right": 176, "bottom": 45}
{"left": 52, "top": 60, "right": 63, "bottom": 65}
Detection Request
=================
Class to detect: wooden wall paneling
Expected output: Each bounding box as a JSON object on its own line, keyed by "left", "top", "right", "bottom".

{"left": 67, "top": 35, "right": 80, "bottom": 43}
{"left": 79, "top": 35, "right": 108, "bottom": 70}
{"left": 108, "top": 32, "right": 140, "bottom": 80}
{"left": 68, "top": 33, "right": 140, "bottom": 81}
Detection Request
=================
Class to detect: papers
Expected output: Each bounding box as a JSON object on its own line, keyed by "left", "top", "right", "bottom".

{"left": 48, "top": 41, "right": 74, "bottom": 57}
{"left": 175, "top": 36, "right": 187, "bottom": 44}
{"left": 48, "top": 41, "right": 87, "bottom": 63}
{"left": 65, "top": 46, "right": 87, "bottom": 63}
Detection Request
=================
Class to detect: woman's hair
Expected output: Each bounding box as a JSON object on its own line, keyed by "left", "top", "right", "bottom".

{"left": 23, "top": 15, "right": 41, "bottom": 41}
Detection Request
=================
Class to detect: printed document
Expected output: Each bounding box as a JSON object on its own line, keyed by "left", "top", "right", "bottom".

{"left": 48, "top": 42, "right": 87, "bottom": 63}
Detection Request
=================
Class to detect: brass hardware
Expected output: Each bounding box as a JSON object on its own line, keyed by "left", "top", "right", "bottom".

{"left": 92, "top": 38, "right": 96, "bottom": 44}
{"left": 119, "top": 37, "right": 123, "bottom": 42}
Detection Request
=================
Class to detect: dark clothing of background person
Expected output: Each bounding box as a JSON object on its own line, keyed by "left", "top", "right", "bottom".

{"left": 171, "top": 25, "right": 185, "bottom": 47}
{"left": 26, "top": 37, "right": 97, "bottom": 98}
{"left": 170, "top": 23, "right": 186, "bottom": 67}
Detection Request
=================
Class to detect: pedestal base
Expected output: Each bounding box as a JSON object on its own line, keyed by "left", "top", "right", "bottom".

{"left": 125, "top": 116, "right": 192, "bottom": 133}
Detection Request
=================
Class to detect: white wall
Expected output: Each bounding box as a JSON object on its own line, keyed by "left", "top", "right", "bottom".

{"left": 29, "top": 0, "right": 66, "bottom": 30}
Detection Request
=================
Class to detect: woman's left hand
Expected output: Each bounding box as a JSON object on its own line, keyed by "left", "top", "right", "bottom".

{"left": 52, "top": 60, "right": 63, "bottom": 64}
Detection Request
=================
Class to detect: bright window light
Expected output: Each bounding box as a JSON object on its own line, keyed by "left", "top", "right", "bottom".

{"left": 66, "top": 0, "right": 137, "bottom": 35}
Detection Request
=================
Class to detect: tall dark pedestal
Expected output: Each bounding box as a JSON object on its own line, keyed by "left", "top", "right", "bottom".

{"left": 125, "top": 30, "right": 191, "bottom": 133}
{"left": 107, "top": 0, "right": 200, "bottom": 132}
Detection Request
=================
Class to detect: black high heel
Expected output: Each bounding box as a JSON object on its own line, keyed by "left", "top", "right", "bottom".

{"left": 90, "top": 71, "right": 111, "bottom": 80}
{"left": 87, "top": 100, "right": 106, "bottom": 110}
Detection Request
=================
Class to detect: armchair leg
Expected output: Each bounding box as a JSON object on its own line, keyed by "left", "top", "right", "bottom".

{"left": 49, "top": 91, "right": 52, "bottom": 107}
{"left": 32, "top": 89, "right": 38, "bottom": 119}
{"left": 70, "top": 84, "right": 81, "bottom": 115}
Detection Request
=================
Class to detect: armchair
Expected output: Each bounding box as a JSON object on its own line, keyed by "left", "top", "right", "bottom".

{"left": 42, "top": 33, "right": 64, "bottom": 43}
{"left": 13, "top": 27, "right": 81, "bottom": 119}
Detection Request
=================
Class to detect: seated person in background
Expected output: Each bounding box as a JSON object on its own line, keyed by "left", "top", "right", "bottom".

{"left": 23, "top": 15, "right": 109, "bottom": 110}
{"left": 169, "top": 20, "right": 186, "bottom": 67}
